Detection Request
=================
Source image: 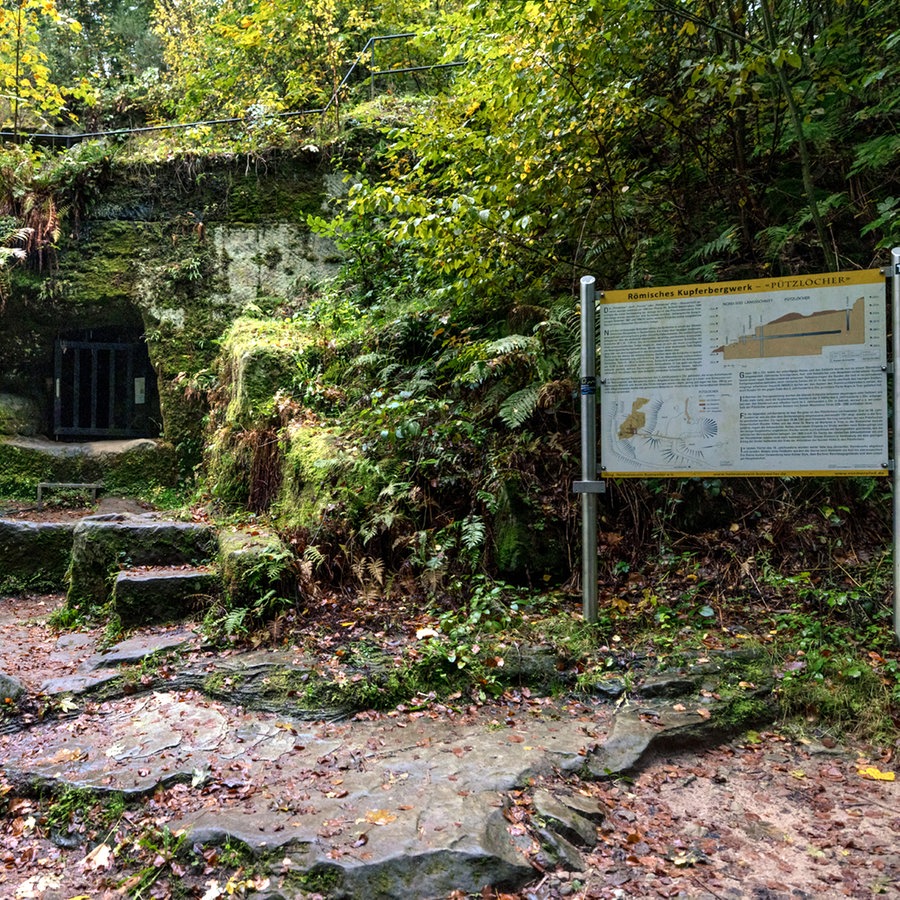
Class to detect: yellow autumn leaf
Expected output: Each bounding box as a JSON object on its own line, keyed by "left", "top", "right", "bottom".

{"left": 857, "top": 766, "right": 896, "bottom": 781}
{"left": 364, "top": 809, "right": 398, "bottom": 826}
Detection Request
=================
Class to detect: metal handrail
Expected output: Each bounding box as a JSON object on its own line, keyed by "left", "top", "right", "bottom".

{"left": 0, "top": 32, "right": 464, "bottom": 147}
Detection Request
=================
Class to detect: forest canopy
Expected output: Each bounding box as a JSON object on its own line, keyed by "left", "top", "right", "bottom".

{"left": 0, "top": 0, "right": 898, "bottom": 295}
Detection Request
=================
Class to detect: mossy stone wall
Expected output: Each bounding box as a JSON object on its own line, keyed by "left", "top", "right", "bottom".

{"left": 1, "top": 151, "right": 337, "bottom": 477}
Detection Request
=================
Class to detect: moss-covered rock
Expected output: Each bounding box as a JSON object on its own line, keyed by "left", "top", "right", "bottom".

{"left": 0, "top": 520, "right": 76, "bottom": 593}
{"left": 0, "top": 437, "right": 177, "bottom": 500}
{"left": 0, "top": 394, "right": 41, "bottom": 436}
{"left": 218, "top": 317, "right": 311, "bottom": 428}
{"left": 218, "top": 526, "right": 295, "bottom": 607}
{"left": 66, "top": 517, "right": 218, "bottom": 615}
{"left": 113, "top": 566, "right": 221, "bottom": 627}
{"left": 274, "top": 424, "right": 357, "bottom": 532}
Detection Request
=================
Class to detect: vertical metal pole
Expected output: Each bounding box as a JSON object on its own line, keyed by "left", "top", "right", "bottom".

{"left": 581, "top": 275, "right": 599, "bottom": 624}
{"left": 892, "top": 247, "right": 900, "bottom": 644}
{"left": 90, "top": 347, "right": 98, "bottom": 431}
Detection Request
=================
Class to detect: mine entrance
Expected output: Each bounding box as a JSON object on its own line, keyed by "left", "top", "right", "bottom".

{"left": 53, "top": 335, "right": 158, "bottom": 439}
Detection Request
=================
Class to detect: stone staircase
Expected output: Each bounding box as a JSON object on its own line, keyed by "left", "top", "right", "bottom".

{"left": 0, "top": 507, "right": 293, "bottom": 629}
{"left": 66, "top": 514, "right": 220, "bottom": 624}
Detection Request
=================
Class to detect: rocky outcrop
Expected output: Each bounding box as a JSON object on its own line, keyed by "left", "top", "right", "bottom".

{"left": 0, "top": 519, "right": 76, "bottom": 592}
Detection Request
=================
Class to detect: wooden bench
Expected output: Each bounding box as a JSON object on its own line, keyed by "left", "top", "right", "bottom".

{"left": 37, "top": 482, "right": 103, "bottom": 510}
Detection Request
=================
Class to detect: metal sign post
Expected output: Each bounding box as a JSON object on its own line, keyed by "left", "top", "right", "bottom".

{"left": 892, "top": 247, "right": 900, "bottom": 644}
{"left": 573, "top": 275, "right": 605, "bottom": 624}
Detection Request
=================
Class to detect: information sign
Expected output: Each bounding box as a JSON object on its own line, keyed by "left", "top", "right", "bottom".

{"left": 599, "top": 269, "right": 888, "bottom": 477}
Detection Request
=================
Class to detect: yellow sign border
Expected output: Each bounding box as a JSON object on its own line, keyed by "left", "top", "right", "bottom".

{"left": 602, "top": 268, "right": 884, "bottom": 305}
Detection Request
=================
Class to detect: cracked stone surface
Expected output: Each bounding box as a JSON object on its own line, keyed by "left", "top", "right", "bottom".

{"left": 0, "top": 688, "right": 606, "bottom": 897}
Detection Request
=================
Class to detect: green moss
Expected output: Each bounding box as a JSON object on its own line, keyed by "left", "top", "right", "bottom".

{"left": 0, "top": 521, "right": 74, "bottom": 593}
{"left": 103, "top": 442, "right": 179, "bottom": 495}
{"left": 280, "top": 865, "right": 343, "bottom": 894}
{"left": 273, "top": 425, "right": 352, "bottom": 531}
{"left": 719, "top": 696, "right": 771, "bottom": 729}
{"left": 202, "top": 672, "right": 245, "bottom": 695}
{"left": 0, "top": 437, "right": 177, "bottom": 500}
{"left": 58, "top": 221, "right": 157, "bottom": 307}
{"left": 220, "top": 317, "right": 311, "bottom": 428}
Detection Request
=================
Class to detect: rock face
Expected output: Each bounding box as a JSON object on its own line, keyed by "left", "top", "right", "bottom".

{"left": 0, "top": 520, "right": 76, "bottom": 592}
{"left": 0, "top": 672, "right": 26, "bottom": 703}
{"left": 218, "top": 526, "right": 295, "bottom": 607}
{"left": 0, "top": 393, "right": 40, "bottom": 436}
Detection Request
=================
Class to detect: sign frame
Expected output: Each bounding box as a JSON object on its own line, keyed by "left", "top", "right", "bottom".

{"left": 598, "top": 269, "right": 889, "bottom": 479}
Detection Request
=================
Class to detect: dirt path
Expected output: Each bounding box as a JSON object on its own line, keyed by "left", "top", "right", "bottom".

{"left": 0, "top": 595, "right": 897, "bottom": 899}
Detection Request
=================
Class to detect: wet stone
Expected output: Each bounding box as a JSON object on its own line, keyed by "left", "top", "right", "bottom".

{"left": 639, "top": 673, "right": 702, "bottom": 698}
{"left": 41, "top": 669, "right": 121, "bottom": 697}
{"left": 532, "top": 788, "right": 598, "bottom": 846}
{"left": 80, "top": 626, "right": 198, "bottom": 671}
{"left": 0, "top": 672, "right": 26, "bottom": 702}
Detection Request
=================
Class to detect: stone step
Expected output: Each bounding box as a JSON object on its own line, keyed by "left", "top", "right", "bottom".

{"left": 67, "top": 515, "right": 219, "bottom": 611}
{"left": 113, "top": 565, "right": 221, "bottom": 627}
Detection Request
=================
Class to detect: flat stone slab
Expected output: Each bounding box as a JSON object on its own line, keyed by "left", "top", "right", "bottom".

{"left": 0, "top": 690, "right": 608, "bottom": 897}
{"left": 40, "top": 669, "right": 122, "bottom": 697}
{"left": 79, "top": 626, "right": 200, "bottom": 671}
{"left": 1, "top": 436, "right": 162, "bottom": 458}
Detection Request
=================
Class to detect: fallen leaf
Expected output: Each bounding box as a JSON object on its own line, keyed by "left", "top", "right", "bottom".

{"left": 364, "top": 809, "right": 398, "bottom": 826}
{"left": 858, "top": 766, "right": 895, "bottom": 781}
{"left": 416, "top": 627, "right": 439, "bottom": 640}
{"left": 201, "top": 881, "right": 224, "bottom": 900}
{"left": 81, "top": 842, "right": 114, "bottom": 871}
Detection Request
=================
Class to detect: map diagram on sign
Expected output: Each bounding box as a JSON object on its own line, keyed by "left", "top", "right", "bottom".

{"left": 605, "top": 396, "right": 721, "bottom": 470}
{"left": 714, "top": 297, "right": 865, "bottom": 360}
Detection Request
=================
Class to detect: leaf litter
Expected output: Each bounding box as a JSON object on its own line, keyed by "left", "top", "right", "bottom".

{"left": 0, "top": 593, "right": 897, "bottom": 898}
